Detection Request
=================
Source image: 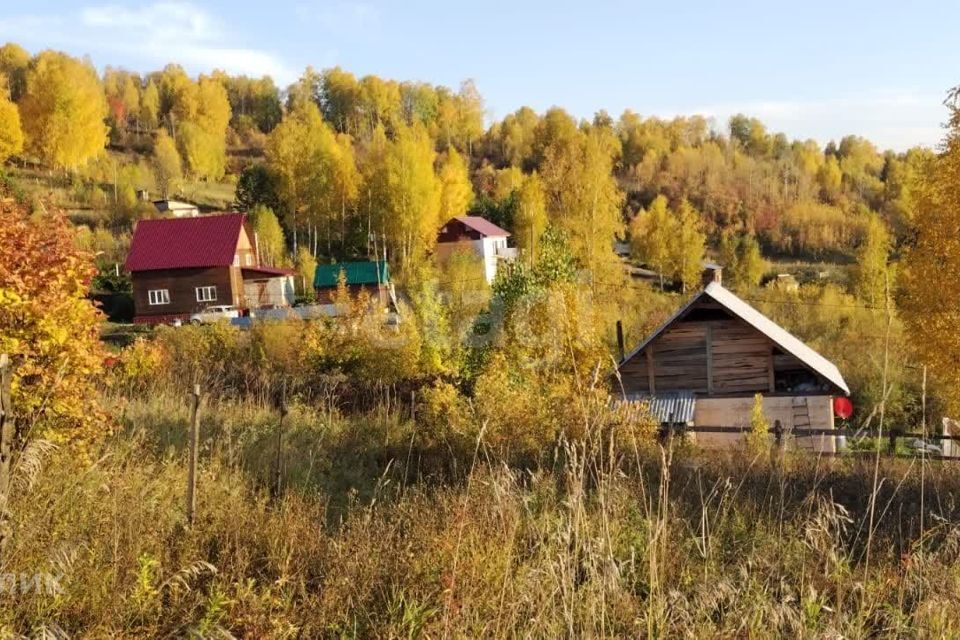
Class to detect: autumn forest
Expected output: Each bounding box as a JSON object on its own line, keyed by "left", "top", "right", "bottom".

{"left": 3, "top": 36, "right": 960, "bottom": 635}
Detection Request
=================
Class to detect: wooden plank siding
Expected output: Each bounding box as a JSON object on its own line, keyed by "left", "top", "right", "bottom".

{"left": 620, "top": 301, "right": 832, "bottom": 397}
{"left": 132, "top": 266, "right": 241, "bottom": 320}
{"left": 710, "top": 319, "right": 772, "bottom": 394}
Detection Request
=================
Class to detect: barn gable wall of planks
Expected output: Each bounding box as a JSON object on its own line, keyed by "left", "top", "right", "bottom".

{"left": 619, "top": 301, "right": 826, "bottom": 397}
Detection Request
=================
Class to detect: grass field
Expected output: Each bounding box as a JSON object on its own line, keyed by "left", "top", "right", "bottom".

{"left": 3, "top": 394, "right": 959, "bottom": 637}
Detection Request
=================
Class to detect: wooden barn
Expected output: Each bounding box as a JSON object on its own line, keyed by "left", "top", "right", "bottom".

{"left": 617, "top": 269, "right": 850, "bottom": 452}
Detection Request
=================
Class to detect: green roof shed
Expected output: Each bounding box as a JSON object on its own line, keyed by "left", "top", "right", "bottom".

{"left": 314, "top": 261, "right": 390, "bottom": 289}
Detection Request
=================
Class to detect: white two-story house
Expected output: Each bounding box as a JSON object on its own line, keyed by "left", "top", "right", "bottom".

{"left": 435, "top": 216, "right": 516, "bottom": 284}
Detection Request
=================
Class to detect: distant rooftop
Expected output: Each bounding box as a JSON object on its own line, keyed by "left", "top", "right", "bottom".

{"left": 314, "top": 261, "right": 390, "bottom": 289}
{"left": 454, "top": 216, "right": 510, "bottom": 238}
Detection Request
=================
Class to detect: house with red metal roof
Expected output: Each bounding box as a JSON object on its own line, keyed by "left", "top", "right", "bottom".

{"left": 124, "top": 213, "right": 294, "bottom": 324}
{"left": 435, "top": 216, "right": 516, "bottom": 283}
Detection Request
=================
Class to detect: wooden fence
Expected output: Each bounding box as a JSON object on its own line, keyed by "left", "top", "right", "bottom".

{"left": 657, "top": 423, "right": 960, "bottom": 460}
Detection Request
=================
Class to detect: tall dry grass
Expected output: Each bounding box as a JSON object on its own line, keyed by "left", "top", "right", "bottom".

{"left": 2, "top": 394, "right": 960, "bottom": 637}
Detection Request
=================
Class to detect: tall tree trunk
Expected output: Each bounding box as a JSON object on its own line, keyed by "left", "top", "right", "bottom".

{"left": 292, "top": 210, "right": 298, "bottom": 256}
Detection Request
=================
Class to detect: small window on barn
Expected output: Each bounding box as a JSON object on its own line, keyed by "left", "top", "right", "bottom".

{"left": 196, "top": 286, "right": 217, "bottom": 302}
{"left": 148, "top": 289, "right": 170, "bottom": 305}
{"left": 245, "top": 253, "right": 254, "bottom": 266}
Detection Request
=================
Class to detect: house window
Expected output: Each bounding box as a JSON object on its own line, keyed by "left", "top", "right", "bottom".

{"left": 245, "top": 253, "right": 253, "bottom": 266}
{"left": 196, "top": 286, "right": 217, "bottom": 302}
{"left": 148, "top": 289, "right": 170, "bottom": 305}
{"left": 233, "top": 254, "right": 240, "bottom": 266}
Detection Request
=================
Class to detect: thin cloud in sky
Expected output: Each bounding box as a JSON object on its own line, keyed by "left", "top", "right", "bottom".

{"left": 678, "top": 90, "right": 947, "bottom": 150}
{"left": 0, "top": 1, "right": 953, "bottom": 150}
{"left": 0, "top": 2, "right": 298, "bottom": 83}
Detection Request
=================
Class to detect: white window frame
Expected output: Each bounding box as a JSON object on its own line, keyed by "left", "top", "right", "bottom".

{"left": 245, "top": 253, "right": 254, "bottom": 266}
{"left": 196, "top": 286, "right": 217, "bottom": 303}
{"left": 148, "top": 289, "right": 170, "bottom": 305}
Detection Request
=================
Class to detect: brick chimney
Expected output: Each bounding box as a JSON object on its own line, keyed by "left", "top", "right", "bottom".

{"left": 702, "top": 262, "right": 723, "bottom": 287}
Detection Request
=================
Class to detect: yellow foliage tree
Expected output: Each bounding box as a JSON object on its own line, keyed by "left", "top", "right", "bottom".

{"left": 177, "top": 121, "right": 225, "bottom": 181}
{"left": 0, "top": 42, "right": 29, "bottom": 101}
{"left": 491, "top": 166, "right": 522, "bottom": 201}
{"left": 514, "top": 173, "right": 548, "bottom": 256}
{"left": 901, "top": 90, "right": 960, "bottom": 414}
{"left": 174, "top": 76, "right": 230, "bottom": 180}
{"left": 473, "top": 283, "right": 612, "bottom": 458}
{"left": 152, "top": 129, "right": 182, "bottom": 198}
{"left": 381, "top": 123, "right": 441, "bottom": 263}
{"left": 250, "top": 204, "right": 286, "bottom": 267}
{"left": 330, "top": 133, "right": 361, "bottom": 249}
{"left": 295, "top": 247, "right": 317, "bottom": 298}
{"left": 140, "top": 79, "right": 160, "bottom": 130}
{"left": 0, "top": 190, "right": 107, "bottom": 446}
{"left": 437, "top": 146, "right": 473, "bottom": 220}
{"left": 746, "top": 393, "right": 770, "bottom": 453}
{"left": 267, "top": 101, "right": 360, "bottom": 253}
{"left": 541, "top": 126, "right": 624, "bottom": 284}
{"left": 437, "top": 247, "right": 489, "bottom": 339}
{"left": 0, "top": 93, "right": 23, "bottom": 161}
{"left": 631, "top": 195, "right": 675, "bottom": 290}
{"left": 19, "top": 50, "right": 108, "bottom": 169}
{"left": 673, "top": 198, "right": 706, "bottom": 292}
{"left": 853, "top": 213, "right": 892, "bottom": 307}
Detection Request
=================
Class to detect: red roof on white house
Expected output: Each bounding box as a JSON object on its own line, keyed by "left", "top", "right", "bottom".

{"left": 455, "top": 216, "right": 510, "bottom": 238}
{"left": 125, "top": 213, "right": 247, "bottom": 272}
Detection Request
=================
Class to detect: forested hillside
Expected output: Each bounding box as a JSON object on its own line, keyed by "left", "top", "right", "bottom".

{"left": 6, "top": 33, "right": 960, "bottom": 637}
{"left": 0, "top": 41, "right": 923, "bottom": 269}
{"left": 0, "top": 41, "right": 953, "bottom": 424}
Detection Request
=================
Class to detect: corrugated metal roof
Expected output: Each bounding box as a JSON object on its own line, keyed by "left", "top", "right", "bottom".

{"left": 625, "top": 391, "right": 697, "bottom": 424}
{"left": 619, "top": 282, "right": 850, "bottom": 395}
{"left": 314, "top": 261, "right": 390, "bottom": 288}
{"left": 455, "top": 216, "right": 511, "bottom": 238}
{"left": 125, "top": 213, "right": 245, "bottom": 271}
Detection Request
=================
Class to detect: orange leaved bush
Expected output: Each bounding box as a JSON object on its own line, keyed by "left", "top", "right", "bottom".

{"left": 0, "top": 186, "right": 108, "bottom": 445}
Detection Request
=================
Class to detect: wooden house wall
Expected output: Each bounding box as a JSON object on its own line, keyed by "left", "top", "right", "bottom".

{"left": 693, "top": 396, "right": 836, "bottom": 452}
{"left": 710, "top": 319, "right": 771, "bottom": 394}
{"left": 132, "top": 266, "right": 240, "bottom": 318}
{"left": 236, "top": 224, "right": 257, "bottom": 266}
{"left": 620, "top": 302, "right": 832, "bottom": 397}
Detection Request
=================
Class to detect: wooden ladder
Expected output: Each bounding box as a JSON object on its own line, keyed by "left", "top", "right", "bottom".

{"left": 792, "top": 397, "right": 812, "bottom": 450}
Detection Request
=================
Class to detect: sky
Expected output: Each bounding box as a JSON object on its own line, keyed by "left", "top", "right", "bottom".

{"left": 1, "top": 0, "right": 958, "bottom": 151}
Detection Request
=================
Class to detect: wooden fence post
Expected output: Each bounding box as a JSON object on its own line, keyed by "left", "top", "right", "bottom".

{"left": 0, "top": 354, "right": 13, "bottom": 503}
{"left": 273, "top": 380, "right": 288, "bottom": 500}
{"left": 616, "top": 321, "right": 625, "bottom": 362}
{"left": 186, "top": 383, "right": 201, "bottom": 525}
{"left": 888, "top": 428, "right": 900, "bottom": 455}
{"left": 771, "top": 420, "right": 784, "bottom": 465}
